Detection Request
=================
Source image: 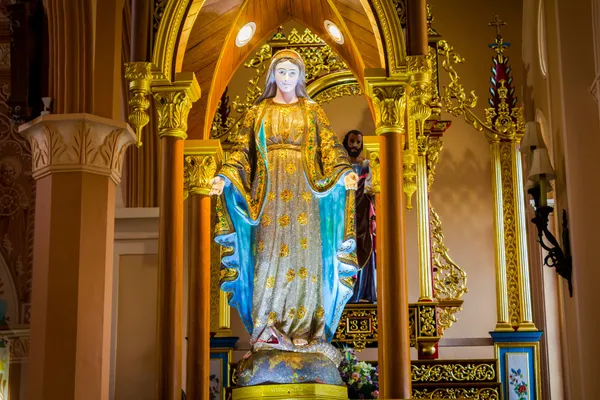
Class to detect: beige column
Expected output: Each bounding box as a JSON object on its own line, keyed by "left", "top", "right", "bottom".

{"left": 19, "top": 114, "right": 134, "bottom": 400}
{"left": 152, "top": 74, "right": 200, "bottom": 400}
{"left": 365, "top": 77, "right": 411, "bottom": 399}
{"left": 183, "top": 140, "right": 222, "bottom": 400}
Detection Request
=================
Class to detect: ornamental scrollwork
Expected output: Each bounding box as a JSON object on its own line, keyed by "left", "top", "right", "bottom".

{"left": 411, "top": 363, "right": 496, "bottom": 383}
{"left": 426, "top": 136, "right": 443, "bottom": 190}
{"left": 437, "top": 41, "right": 485, "bottom": 132}
{"left": 500, "top": 141, "right": 521, "bottom": 327}
{"left": 313, "top": 84, "right": 362, "bottom": 105}
{"left": 418, "top": 305, "right": 437, "bottom": 337}
{"left": 333, "top": 305, "right": 378, "bottom": 351}
{"left": 412, "top": 387, "right": 499, "bottom": 399}
{"left": 408, "top": 306, "right": 417, "bottom": 346}
{"left": 430, "top": 207, "right": 468, "bottom": 335}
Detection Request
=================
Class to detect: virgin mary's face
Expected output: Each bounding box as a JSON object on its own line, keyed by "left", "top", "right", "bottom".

{"left": 274, "top": 60, "right": 300, "bottom": 94}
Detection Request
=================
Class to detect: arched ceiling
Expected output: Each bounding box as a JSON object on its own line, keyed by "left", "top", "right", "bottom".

{"left": 181, "top": 0, "right": 385, "bottom": 139}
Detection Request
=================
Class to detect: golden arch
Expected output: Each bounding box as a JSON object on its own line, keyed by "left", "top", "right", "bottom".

{"left": 151, "top": 0, "right": 407, "bottom": 84}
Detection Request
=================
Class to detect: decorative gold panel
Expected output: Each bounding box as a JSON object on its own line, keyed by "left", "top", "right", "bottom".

{"left": 411, "top": 362, "right": 496, "bottom": 383}
{"left": 333, "top": 304, "right": 378, "bottom": 351}
{"left": 412, "top": 387, "right": 500, "bottom": 399}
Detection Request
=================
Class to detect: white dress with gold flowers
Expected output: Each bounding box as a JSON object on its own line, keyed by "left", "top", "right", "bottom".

{"left": 251, "top": 100, "right": 326, "bottom": 346}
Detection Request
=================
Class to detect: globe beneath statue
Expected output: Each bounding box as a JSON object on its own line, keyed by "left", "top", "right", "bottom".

{"left": 237, "top": 350, "right": 344, "bottom": 387}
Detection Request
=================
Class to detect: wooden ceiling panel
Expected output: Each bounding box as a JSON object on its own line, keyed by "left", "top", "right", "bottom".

{"left": 291, "top": 0, "right": 365, "bottom": 80}
{"left": 181, "top": 0, "right": 384, "bottom": 138}
{"left": 331, "top": 0, "right": 384, "bottom": 68}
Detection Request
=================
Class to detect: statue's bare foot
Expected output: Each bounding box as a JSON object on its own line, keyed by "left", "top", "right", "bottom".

{"left": 293, "top": 338, "right": 308, "bottom": 346}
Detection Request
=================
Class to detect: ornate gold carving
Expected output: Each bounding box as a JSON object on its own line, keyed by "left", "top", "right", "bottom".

{"left": 500, "top": 142, "right": 520, "bottom": 327}
{"left": 153, "top": 0, "right": 169, "bottom": 33}
{"left": 183, "top": 140, "right": 223, "bottom": 198}
{"left": 437, "top": 39, "right": 490, "bottom": 133}
{"left": 427, "top": 4, "right": 440, "bottom": 37}
{"left": 183, "top": 155, "right": 216, "bottom": 197}
{"left": 153, "top": 89, "right": 193, "bottom": 139}
{"left": 426, "top": 136, "right": 443, "bottom": 190}
{"left": 125, "top": 62, "right": 153, "bottom": 147}
{"left": 438, "top": 40, "right": 525, "bottom": 141}
{"left": 371, "top": 0, "right": 406, "bottom": 75}
{"left": 333, "top": 304, "right": 378, "bottom": 351}
{"left": 418, "top": 304, "right": 437, "bottom": 337}
{"left": 368, "top": 84, "right": 407, "bottom": 135}
{"left": 430, "top": 208, "right": 468, "bottom": 335}
{"left": 211, "top": 44, "right": 272, "bottom": 141}
{"left": 391, "top": 0, "right": 407, "bottom": 28}
{"left": 412, "top": 362, "right": 496, "bottom": 383}
{"left": 151, "top": 0, "right": 189, "bottom": 81}
{"left": 409, "top": 306, "right": 417, "bottom": 346}
{"left": 412, "top": 387, "right": 500, "bottom": 399}
{"left": 484, "top": 81, "right": 525, "bottom": 138}
{"left": 288, "top": 28, "right": 324, "bottom": 44}
{"left": 19, "top": 115, "right": 135, "bottom": 184}
{"left": 404, "top": 55, "right": 432, "bottom": 210}
{"left": 313, "top": 84, "right": 362, "bottom": 105}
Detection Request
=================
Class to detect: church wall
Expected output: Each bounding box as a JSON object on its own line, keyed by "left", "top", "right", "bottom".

{"left": 530, "top": 0, "right": 600, "bottom": 398}
{"left": 114, "top": 253, "right": 158, "bottom": 400}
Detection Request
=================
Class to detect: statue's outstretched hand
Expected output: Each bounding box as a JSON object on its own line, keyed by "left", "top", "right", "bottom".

{"left": 209, "top": 176, "right": 225, "bottom": 196}
{"left": 345, "top": 172, "right": 358, "bottom": 190}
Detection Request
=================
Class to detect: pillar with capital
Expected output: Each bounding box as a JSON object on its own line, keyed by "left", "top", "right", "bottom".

{"left": 364, "top": 75, "right": 411, "bottom": 399}
{"left": 19, "top": 114, "right": 135, "bottom": 400}
{"left": 149, "top": 73, "right": 201, "bottom": 400}
{"left": 183, "top": 139, "right": 223, "bottom": 400}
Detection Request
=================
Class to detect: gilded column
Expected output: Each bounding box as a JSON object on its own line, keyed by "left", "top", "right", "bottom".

{"left": 408, "top": 55, "right": 434, "bottom": 302}
{"left": 183, "top": 140, "right": 223, "bottom": 400}
{"left": 492, "top": 136, "right": 536, "bottom": 331}
{"left": 490, "top": 138, "right": 512, "bottom": 331}
{"left": 19, "top": 114, "right": 135, "bottom": 400}
{"left": 365, "top": 75, "right": 411, "bottom": 399}
{"left": 152, "top": 73, "right": 200, "bottom": 400}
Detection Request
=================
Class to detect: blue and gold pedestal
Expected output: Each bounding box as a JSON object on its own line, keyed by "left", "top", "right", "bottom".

{"left": 490, "top": 331, "right": 543, "bottom": 400}
{"left": 232, "top": 383, "right": 348, "bottom": 399}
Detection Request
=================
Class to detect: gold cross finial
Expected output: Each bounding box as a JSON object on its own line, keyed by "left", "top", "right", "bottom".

{"left": 489, "top": 15, "right": 506, "bottom": 37}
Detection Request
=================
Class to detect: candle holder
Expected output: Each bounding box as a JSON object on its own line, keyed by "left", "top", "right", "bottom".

{"left": 527, "top": 184, "right": 573, "bottom": 296}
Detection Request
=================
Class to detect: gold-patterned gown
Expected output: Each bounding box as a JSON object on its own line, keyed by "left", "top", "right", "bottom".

{"left": 216, "top": 98, "right": 357, "bottom": 365}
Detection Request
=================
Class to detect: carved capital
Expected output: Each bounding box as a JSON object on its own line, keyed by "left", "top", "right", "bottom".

{"left": 183, "top": 140, "right": 223, "bottom": 197}
{"left": 0, "top": 328, "right": 30, "bottom": 363}
{"left": 18, "top": 114, "right": 136, "bottom": 184}
{"left": 152, "top": 74, "right": 201, "bottom": 140}
{"left": 365, "top": 82, "right": 407, "bottom": 136}
{"left": 125, "top": 62, "right": 153, "bottom": 147}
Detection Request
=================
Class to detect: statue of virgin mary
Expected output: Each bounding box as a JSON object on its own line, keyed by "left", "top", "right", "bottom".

{"left": 211, "top": 49, "right": 358, "bottom": 386}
